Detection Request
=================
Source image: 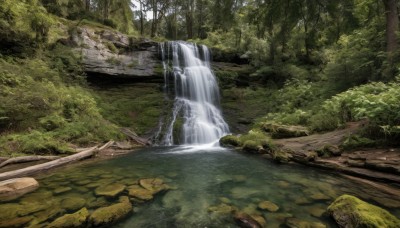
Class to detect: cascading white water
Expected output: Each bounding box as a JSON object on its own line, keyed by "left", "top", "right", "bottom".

{"left": 158, "top": 41, "right": 229, "bottom": 146}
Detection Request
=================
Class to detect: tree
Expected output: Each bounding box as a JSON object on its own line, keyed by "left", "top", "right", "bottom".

{"left": 382, "top": 0, "right": 399, "bottom": 54}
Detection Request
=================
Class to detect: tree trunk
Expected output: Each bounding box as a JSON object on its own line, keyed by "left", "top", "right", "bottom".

{"left": 85, "top": 0, "right": 90, "bottom": 11}
{"left": 383, "top": 0, "right": 399, "bottom": 53}
{"left": 140, "top": 1, "right": 144, "bottom": 36}
{"left": 0, "top": 156, "right": 60, "bottom": 168}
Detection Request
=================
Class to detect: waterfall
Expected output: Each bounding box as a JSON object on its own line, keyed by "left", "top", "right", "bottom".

{"left": 157, "top": 41, "right": 229, "bottom": 146}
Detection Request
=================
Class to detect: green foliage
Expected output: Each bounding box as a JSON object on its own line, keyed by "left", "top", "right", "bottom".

{"left": 0, "top": 55, "right": 123, "bottom": 155}
{"left": 214, "top": 70, "right": 238, "bottom": 89}
{"left": 341, "top": 135, "right": 376, "bottom": 150}
{"left": 219, "top": 135, "right": 241, "bottom": 147}
{"left": 105, "top": 41, "right": 118, "bottom": 54}
{"left": 92, "top": 84, "right": 164, "bottom": 136}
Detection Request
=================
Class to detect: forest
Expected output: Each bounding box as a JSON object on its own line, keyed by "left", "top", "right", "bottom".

{"left": 1, "top": 0, "right": 399, "bottom": 153}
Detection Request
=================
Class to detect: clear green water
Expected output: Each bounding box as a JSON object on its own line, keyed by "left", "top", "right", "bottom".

{"left": 2, "top": 146, "right": 400, "bottom": 227}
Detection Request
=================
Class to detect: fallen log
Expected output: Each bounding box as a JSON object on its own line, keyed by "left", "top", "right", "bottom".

{"left": 0, "top": 142, "right": 113, "bottom": 181}
{"left": 120, "top": 128, "right": 149, "bottom": 146}
{"left": 0, "top": 156, "right": 60, "bottom": 168}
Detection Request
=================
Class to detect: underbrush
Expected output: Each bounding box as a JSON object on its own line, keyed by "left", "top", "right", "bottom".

{"left": 0, "top": 50, "right": 123, "bottom": 156}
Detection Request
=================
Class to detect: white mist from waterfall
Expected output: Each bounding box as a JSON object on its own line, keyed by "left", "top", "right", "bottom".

{"left": 159, "top": 41, "right": 229, "bottom": 146}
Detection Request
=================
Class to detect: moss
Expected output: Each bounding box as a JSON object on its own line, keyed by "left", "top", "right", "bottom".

{"left": 220, "top": 135, "right": 241, "bottom": 147}
{"left": 271, "top": 148, "right": 291, "bottom": 163}
{"left": 89, "top": 196, "right": 132, "bottom": 227}
{"left": 328, "top": 194, "right": 400, "bottom": 228}
{"left": 105, "top": 41, "right": 118, "bottom": 54}
{"left": 106, "top": 56, "right": 122, "bottom": 65}
{"left": 341, "top": 135, "right": 376, "bottom": 150}
{"left": 48, "top": 207, "right": 89, "bottom": 228}
{"left": 262, "top": 122, "right": 309, "bottom": 139}
{"left": 94, "top": 183, "right": 126, "bottom": 198}
{"left": 242, "top": 140, "right": 261, "bottom": 153}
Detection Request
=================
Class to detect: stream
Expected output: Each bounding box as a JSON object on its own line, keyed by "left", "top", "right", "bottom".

{"left": 2, "top": 146, "right": 399, "bottom": 227}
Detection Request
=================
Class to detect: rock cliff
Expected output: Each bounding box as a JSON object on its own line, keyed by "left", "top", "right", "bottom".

{"left": 70, "top": 26, "right": 161, "bottom": 80}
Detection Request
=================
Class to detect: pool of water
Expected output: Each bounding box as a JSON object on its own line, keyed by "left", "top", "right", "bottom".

{"left": 1, "top": 146, "right": 400, "bottom": 227}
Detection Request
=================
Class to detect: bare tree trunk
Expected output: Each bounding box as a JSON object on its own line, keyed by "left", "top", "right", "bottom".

{"left": 140, "top": 0, "right": 144, "bottom": 36}
{"left": 383, "top": 0, "right": 399, "bottom": 53}
{"left": 85, "top": 0, "right": 90, "bottom": 11}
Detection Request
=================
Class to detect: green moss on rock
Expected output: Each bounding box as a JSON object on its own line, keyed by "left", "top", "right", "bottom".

{"left": 242, "top": 140, "right": 262, "bottom": 153}
{"left": 89, "top": 196, "right": 132, "bottom": 227}
{"left": 48, "top": 207, "right": 89, "bottom": 228}
{"left": 220, "top": 135, "right": 241, "bottom": 147}
{"left": 94, "top": 183, "right": 126, "bottom": 198}
{"left": 327, "top": 194, "right": 400, "bottom": 228}
{"left": 262, "top": 123, "right": 309, "bottom": 139}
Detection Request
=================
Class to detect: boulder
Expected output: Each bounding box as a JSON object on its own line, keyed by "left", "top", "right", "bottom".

{"left": 258, "top": 201, "right": 279, "bottom": 212}
{"left": 327, "top": 194, "right": 400, "bottom": 228}
{"left": 95, "top": 183, "right": 126, "bottom": 198}
{"left": 47, "top": 207, "right": 89, "bottom": 228}
{"left": 220, "top": 135, "right": 242, "bottom": 147}
{"left": 0, "top": 177, "right": 39, "bottom": 202}
{"left": 89, "top": 196, "right": 132, "bottom": 227}
{"left": 262, "top": 123, "right": 309, "bottom": 139}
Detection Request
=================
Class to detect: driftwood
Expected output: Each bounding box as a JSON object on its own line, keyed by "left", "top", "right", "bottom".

{"left": 120, "top": 128, "right": 149, "bottom": 146}
{"left": 0, "top": 156, "right": 60, "bottom": 168}
{"left": 0, "top": 141, "right": 113, "bottom": 181}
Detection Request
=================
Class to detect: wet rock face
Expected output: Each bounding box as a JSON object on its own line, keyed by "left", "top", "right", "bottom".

{"left": 71, "top": 27, "right": 160, "bottom": 79}
{"left": 0, "top": 177, "right": 39, "bottom": 202}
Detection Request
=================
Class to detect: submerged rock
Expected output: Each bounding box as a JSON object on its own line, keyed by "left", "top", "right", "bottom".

{"left": 284, "top": 217, "right": 326, "bottom": 228}
{"left": 0, "top": 177, "right": 39, "bottom": 202}
{"left": 0, "top": 216, "right": 33, "bottom": 228}
{"left": 89, "top": 196, "right": 132, "bottom": 227}
{"left": 234, "top": 212, "right": 262, "bottom": 228}
{"left": 327, "top": 194, "right": 400, "bottom": 228}
{"left": 258, "top": 201, "right": 279, "bottom": 212}
{"left": 95, "top": 183, "right": 126, "bottom": 198}
{"left": 128, "top": 185, "right": 154, "bottom": 201}
{"left": 61, "top": 196, "right": 86, "bottom": 211}
{"left": 220, "top": 135, "right": 242, "bottom": 147}
{"left": 139, "top": 178, "right": 169, "bottom": 194}
{"left": 53, "top": 186, "right": 72, "bottom": 195}
{"left": 48, "top": 207, "right": 89, "bottom": 228}
{"left": 208, "top": 203, "right": 238, "bottom": 215}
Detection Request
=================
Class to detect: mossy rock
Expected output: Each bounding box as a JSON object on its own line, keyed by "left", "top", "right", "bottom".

{"left": 208, "top": 203, "right": 238, "bottom": 215}
{"left": 0, "top": 216, "right": 33, "bottom": 228}
{"left": 139, "top": 178, "right": 169, "bottom": 195}
{"left": 128, "top": 185, "right": 153, "bottom": 201}
{"left": 89, "top": 196, "right": 132, "bottom": 227}
{"left": 262, "top": 123, "right": 309, "bottom": 139}
{"left": 220, "top": 135, "right": 241, "bottom": 147}
{"left": 258, "top": 201, "right": 279, "bottom": 212}
{"left": 284, "top": 217, "right": 326, "bottom": 228}
{"left": 272, "top": 148, "right": 292, "bottom": 163}
{"left": 95, "top": 183, "right": 126, "bottom": 198}
{"left": 327, "top": 194, "right": 400, "bottom": 228}
{"left": 242, "top": 140, "right": 262, "bottom": 153}
{"left": 316, "top": 144, "right": 342, "bottom": 157}
{"left": 61, "top": 196, "right": 86, "bottom": 211}
{"left": 47, "top": 207, "right": 89, "bottom": 228}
